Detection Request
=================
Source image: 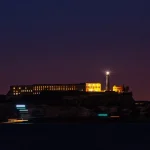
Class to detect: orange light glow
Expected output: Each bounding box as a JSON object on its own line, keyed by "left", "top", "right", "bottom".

{"left": 113, "top": 85, "right": 123, "bottom": 93}
{"left": 110, "top": 116, "right": 120, "bottom": 118}
{"left": 8, "top": 119, "right": 28, "bottom": 123}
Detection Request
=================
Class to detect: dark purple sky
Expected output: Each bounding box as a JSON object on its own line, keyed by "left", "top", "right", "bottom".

{"left": 0, "top": 0, "right": 149, "bottom": 100}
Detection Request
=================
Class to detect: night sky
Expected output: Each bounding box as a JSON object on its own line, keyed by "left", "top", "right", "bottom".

{"left": 0, "top": 0, "right": 149, "bottom": 100}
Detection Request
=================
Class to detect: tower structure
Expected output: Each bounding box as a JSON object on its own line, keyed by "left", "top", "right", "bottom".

{"left": 105, "top": 71, "right": 110, "bottom": 91}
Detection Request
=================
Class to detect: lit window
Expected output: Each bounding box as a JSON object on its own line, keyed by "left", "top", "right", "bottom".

{"left": 13, "top": 87, "right": 15, "bottom": 90}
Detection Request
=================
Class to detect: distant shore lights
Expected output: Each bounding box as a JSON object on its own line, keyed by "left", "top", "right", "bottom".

{"left": 16, "top": 104, "right": 28, "bottom": 112}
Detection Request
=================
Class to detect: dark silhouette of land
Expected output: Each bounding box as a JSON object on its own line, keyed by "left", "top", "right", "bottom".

{"left": 0, "top": 90, "right": 149, "bottom": 123}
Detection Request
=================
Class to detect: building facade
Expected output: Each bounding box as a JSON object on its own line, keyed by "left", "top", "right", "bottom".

{"left": 7, "top": 83, "right": 102, "bottom": 96}
{"left": 112, "top": 85, "right": 123, "bottom": 93}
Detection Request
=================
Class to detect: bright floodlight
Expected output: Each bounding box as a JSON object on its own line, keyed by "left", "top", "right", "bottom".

{"left": 106, "top": 71, "right": 110, "bottom": 75}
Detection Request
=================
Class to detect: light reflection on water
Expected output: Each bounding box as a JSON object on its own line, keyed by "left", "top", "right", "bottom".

{"left": 14, "top": 123, "right": 33, "bottom": 124}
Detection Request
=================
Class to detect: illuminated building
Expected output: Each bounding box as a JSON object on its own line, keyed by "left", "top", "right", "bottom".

{"left": 7, "top": 83, "right": 102, "bottom": 96}
{"left": 85, "top": 83, "right": 101, "bottom": 92}
{"left": 113, "top": 85, "right": 123, "bottom": 93}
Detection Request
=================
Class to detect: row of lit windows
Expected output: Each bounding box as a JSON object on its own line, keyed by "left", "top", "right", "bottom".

{"left": 86, "top": 86, "right": 101, "bottom": 92}
{"left": 13, "top": 92, "right": 39, "bottom": 95}
{"left": 13, "top": 92, "right": 42, "bottom": 95}
{"left": 13, "top": 87, "right": 29, "bottom": 90}
{"left": 21, "top": 90, "right": 32, "bottom": 92}
{"left": 33, "top": 86, "right": 76, "bottom": 90}
{"left": 13, "top": 90, "right": 32, "bottom": 93}
{"left": 86, "top": 86, "right": 101, "bottom": 88}
{"left": 86, "top": 83, "right": 101, "bottom": 86}
{"left": 33, "top": 87, "right": 75, "bottom": 91}
{"left": 13, "top": 89, "right": 78, "bottom": 95}
{"left": 12, "top": 86, "right": 76, "bottom": 91}
{"left": 13, "top": 87, "right": 76, "bottom": 92}
{"left": 13, "top": 88, "right": 78, "bottom": 95}
{"left": 13, "top": 93, "right": 20, "bottom": 95}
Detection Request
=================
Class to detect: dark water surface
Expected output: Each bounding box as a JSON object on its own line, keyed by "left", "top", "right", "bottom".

{"left": 0, "top": 123, "right": 150, "bottom": 149}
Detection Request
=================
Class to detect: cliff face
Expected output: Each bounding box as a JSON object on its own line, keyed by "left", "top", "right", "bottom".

{"left": 6, "top": 91, "right": 135, "bottom": 108}
{"left": 0, "top": 103, "right": 16, "bottom": 121}
{"left": 80, "top": 92, "right": 134, "bottom": 108}
{"left": 119, "top": 92, "right": 135, "bottom": 109}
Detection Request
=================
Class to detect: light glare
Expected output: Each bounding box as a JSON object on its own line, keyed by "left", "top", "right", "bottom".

{"left": 106, "top": 71, "right": 110, "bottom": 75}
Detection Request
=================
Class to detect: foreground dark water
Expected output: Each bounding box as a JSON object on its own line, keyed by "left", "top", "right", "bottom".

{"left": 0, "top": 123, "right": 150, "bottom": 149}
